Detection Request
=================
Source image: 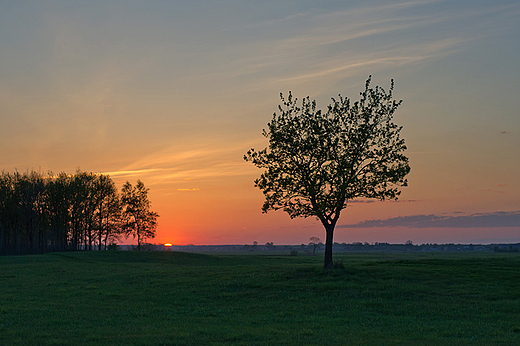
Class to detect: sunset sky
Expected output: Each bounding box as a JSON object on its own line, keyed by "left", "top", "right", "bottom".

{"left": 1, "top": 0, "right": 519, "bottom": 245}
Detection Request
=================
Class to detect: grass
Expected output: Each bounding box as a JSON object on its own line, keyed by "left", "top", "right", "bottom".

{"left": 0, "top": 251, "right": 519, "bottom": 345}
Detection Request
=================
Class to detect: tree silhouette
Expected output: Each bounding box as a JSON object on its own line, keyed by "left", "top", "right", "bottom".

{"left": 0, "top": 170, "right": 154, "bottom": 255}
{"left": 245, "top": 77, "right": 410, "bottom": 268}
{"left": 309, "top": 237, "right": 320, "bottom": 256}
{"left": 121, "top": 180, "right": 159, "bottom": 251}
{"left": 45, "top": 172, "right": 73, "bottom": 251}
{"left": 93, "top": 174, "right": 122, "bottom": 250}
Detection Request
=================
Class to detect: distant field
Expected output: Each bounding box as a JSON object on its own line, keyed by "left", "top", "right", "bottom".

{"left": 1, "top": 251, "right": 519, "bottom": 345}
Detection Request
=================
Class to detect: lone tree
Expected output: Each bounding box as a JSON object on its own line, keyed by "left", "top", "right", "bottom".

{"left": 121, "top": 180, "right": 159, "bottom": 251}
{"left": 245, "top": 76, "right": 410, "bottom": 268}
{"left": 309, "top": 237, "right": 321, "bottom": 256}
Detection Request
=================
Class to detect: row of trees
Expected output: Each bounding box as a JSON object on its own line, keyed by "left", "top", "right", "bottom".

{"left": 0, "top": 171, "right": 158, "bottom": 255}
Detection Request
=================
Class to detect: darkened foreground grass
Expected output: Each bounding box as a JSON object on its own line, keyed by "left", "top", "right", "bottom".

{"left": 1, "top": 251, "right": 519, "bottom": 345}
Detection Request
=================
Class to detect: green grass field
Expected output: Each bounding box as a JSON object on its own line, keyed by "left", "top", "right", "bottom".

{"left": 1, "top": 251, "right": 519, "bottom": 345}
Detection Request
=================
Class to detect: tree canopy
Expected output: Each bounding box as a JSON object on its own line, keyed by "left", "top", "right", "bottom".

{"left": 0, "top": 171, "right": 158, "bottom": 255}
{"left": 121, "top": 180, "right": 159, "bottom": 251}
{"left": 245, "top": 76, "right": 410, "bottom": 268}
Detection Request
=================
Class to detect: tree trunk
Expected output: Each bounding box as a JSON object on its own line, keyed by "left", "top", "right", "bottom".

{"left": 98, "top": 223, "right": 102, "bottom": 250}
{"left": 324, "top": 224, "right": 335, "bottom": 269}
{"left": 88, "top": 225, "right": 92, "bottom": 251}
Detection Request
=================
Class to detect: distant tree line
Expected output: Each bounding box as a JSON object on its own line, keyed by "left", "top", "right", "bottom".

{"left": 0, "top": 170, "right": 158, "bottom": 255}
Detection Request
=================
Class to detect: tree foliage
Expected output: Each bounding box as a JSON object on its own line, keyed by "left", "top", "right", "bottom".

{"left": 245, "top": 76, "right": 410, "bottom": 268}
{"left": 121, "top": 180, "right": 159, "bottom": 251}
{"left": 0, "top": 171, "right": 157, "bottom": 255}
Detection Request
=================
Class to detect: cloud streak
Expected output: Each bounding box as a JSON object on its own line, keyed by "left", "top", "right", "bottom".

{"left": 338, "top": 211, "right": 520, "bottom": 228}
{"left": 223, "top": 0, "right": 520, "bottom": 96}
{"left": 104, "top": 168, "right": 162, "bottom": 177}
{"left": 101, "top": 138, "right": 263, "bottom": 186}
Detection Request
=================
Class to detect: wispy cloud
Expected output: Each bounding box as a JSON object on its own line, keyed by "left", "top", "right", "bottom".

{"left": 101, "top": 139, "right": 263, "bottom": 186}
{"left": 104, "top": 168, "right": 162, "bottom": 177}
{"left": 280, "top": 1, "right": 519, "bottom": 51}
{"left": 221, "top": 0, "right": 520, "bottom": 95}
{"left": 338, "top": 211, "right": 520, "bottom": 228}
{"left": 348, "top": 199, "right": 418, "bottom": 204}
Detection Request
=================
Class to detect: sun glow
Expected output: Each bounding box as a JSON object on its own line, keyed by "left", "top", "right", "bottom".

{"left": 164, "top": 243, "right": 172, "bottom": 247}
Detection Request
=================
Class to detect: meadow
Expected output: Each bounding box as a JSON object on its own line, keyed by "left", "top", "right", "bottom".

{"left": 1, "top": 251, "right": 519, "bottom": 345}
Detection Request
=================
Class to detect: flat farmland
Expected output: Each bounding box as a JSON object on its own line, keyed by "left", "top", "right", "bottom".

{"left": 1, "top": 251, "right": 519, "bottom": 345}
